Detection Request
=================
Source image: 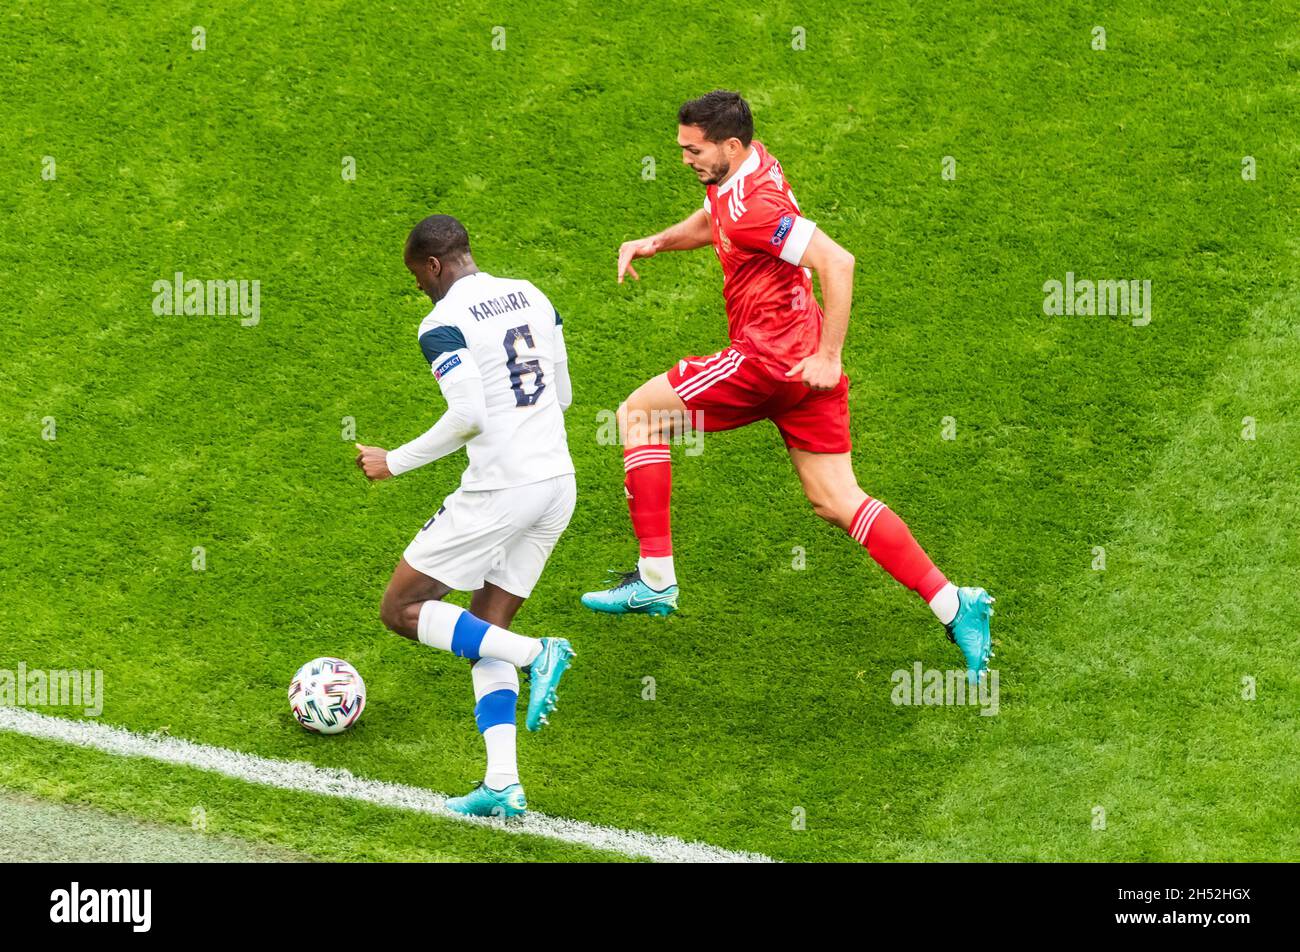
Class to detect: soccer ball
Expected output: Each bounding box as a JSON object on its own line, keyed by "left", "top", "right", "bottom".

{"left": 288, "top": 657, "right": 366, "bottom": 734}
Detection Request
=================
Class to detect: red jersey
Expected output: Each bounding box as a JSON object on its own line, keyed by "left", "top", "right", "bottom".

{"left": 702, "top": 141, "right": 821, "bottom": 375}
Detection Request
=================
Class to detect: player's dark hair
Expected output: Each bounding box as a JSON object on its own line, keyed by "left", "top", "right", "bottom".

{"left": 406, "top": 214, "right": 471, "bottom": 261}
{"left": 678, "top": 90, "right": 753, "bottom": 147}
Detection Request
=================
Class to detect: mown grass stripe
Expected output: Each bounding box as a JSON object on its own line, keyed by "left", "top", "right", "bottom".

{"left": 0, "top": 708, "right": 772, "bottom": 863}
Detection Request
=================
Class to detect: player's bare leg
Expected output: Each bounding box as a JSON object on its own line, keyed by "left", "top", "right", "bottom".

{"left": 621, "top": 373, "right": 689, "bottom": 449}
{"left": 788, "top": 447, "right": 993, "bottom": 679}
{"left": 469, "top": 582, "right": 527, "bottom": 630}
{"left": 787, "top": 447, "right": 869, "bottom": 531}
{"left": 380, "top": 558, "right": 454, "bottom": 639}
{"left": 581, "top": 374, "right": 685, "bottom": 614}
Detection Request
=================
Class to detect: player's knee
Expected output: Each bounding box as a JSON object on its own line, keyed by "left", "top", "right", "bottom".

{"left": 378, "top": 598, "right": 400, "bottom": 634}
{"left": 806, "top": 491, "right": 856, "bottom": 530}
{"left": 618, "top": 398, "right": 653, "bottom": 446}
{"left": 379, "top": 594, "right": 415, "bottom": 639}
{"left": 808, "top": 496, "right": 842, "bottom": 527}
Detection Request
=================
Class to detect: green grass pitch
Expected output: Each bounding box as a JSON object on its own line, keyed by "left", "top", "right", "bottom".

{"left": 1, "top": 1, "right": 1297, "bottom": 861}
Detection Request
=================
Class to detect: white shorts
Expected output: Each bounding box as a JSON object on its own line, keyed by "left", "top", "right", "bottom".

{"left": 403, "top": 473, "right": 576, "bottom": 598}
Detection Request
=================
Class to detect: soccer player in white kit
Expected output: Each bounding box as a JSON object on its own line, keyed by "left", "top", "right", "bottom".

{"left": 354, "top": 214, "right": 576, "bottom": 818}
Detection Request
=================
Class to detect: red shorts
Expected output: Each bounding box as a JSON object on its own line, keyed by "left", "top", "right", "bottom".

{"left": 666, "top": 346, "right": 851, "bottom": 454}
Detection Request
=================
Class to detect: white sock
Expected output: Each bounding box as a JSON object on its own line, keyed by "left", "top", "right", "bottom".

{"left": 929, "top": 583, "right": 960, "bottom": 626}
{"left": 480, "top": 628, "right": 542, "bottom": 668}
{"left": 417, "top": 600, "right": 541, "bottom": 667}
{"left": 638, "top": 555, "right": 677, "bottom": 590}
{"left": 482, "top": 725, "right": 519, "bottom": 790}
{"left": 416, "top": 600, "right": 456, "bottom": 650}
{"left": 472, "top": 659, "right": 520, "bottom": 790}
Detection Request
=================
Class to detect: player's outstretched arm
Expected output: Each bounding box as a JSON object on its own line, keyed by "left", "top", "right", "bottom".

{"left": 355, "top": 358, "right": 488, "bottom": 481}
{"left": 786, "top": 228, "right": 856, "bottom": 391}
{"left": 617, "top": 208, "right": 712, "bottom": 283}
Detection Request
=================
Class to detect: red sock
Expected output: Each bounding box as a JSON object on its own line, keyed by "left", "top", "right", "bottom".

{"left": 849, "top": 497, "right": 948, "bottom": 602}
{"left": 624, "top": 445, "right": 673, "bottom": 557}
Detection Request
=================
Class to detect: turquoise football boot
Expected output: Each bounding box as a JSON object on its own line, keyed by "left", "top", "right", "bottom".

{"left": 580, "top": 570, "right": 679, "bottom": 616}
{"left": 525, "top": 637, "right": 574, "bottom": 732}
{"left": 945, "top": 586, "right": 995, "bottom": 684}
{"left": 446, "top": 781, "right": 527, "bottom": 818}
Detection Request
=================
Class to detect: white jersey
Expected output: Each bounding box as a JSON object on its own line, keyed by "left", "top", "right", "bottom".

{"left": 416, "top": 271, "right": 574, "bottom": 491}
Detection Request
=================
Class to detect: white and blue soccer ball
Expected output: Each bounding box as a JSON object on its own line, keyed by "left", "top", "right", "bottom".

{"left": 289, "top": 657, "right": 366, "bottom": 734}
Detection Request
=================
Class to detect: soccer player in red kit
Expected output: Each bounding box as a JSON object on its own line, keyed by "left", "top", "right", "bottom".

{"left": 581, "top": 91, "right": 993, "bottom": 679}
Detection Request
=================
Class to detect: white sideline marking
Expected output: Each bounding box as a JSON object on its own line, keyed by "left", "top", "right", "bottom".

{"left": 0, "top": 708, "right": 772, "bottom": 863}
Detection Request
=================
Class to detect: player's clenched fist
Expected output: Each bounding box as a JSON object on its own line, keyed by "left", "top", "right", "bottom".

{"left": 354, "top": 443, "right": 393, "bottom": 481}
{"left": 617, "top": 236, "right": 659, "bottom": 283}
{"left": 785, "top": 352, "right": 842, "bottom": 391}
